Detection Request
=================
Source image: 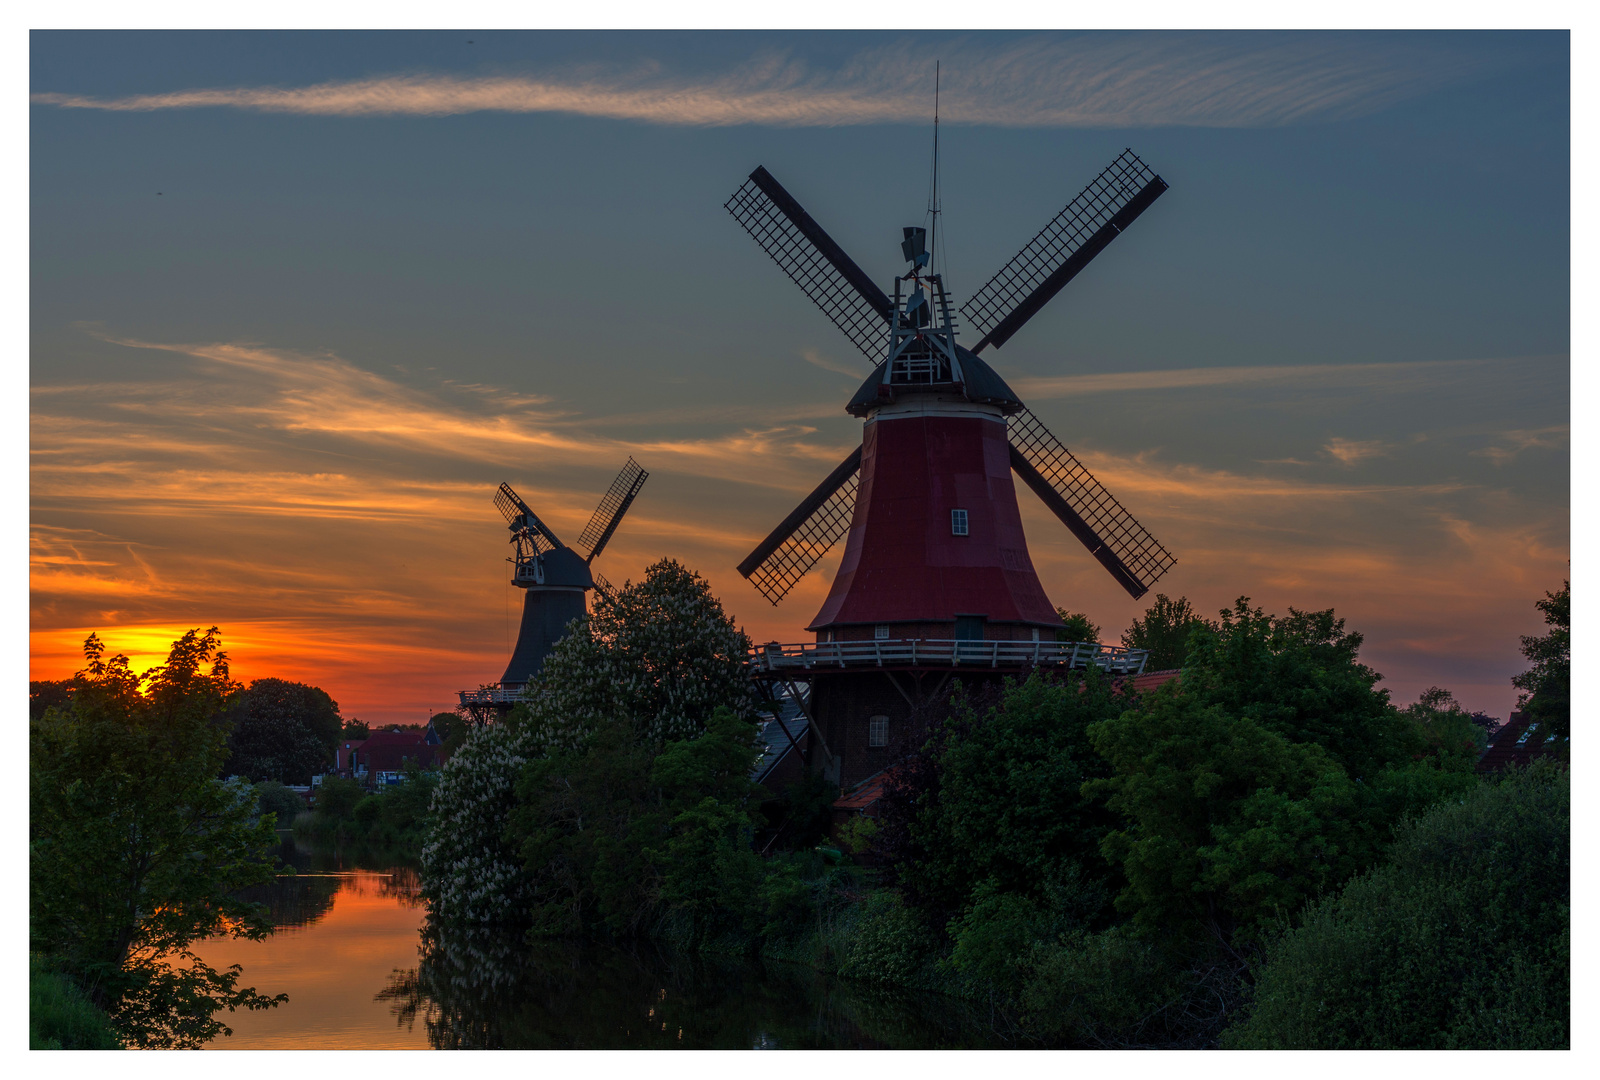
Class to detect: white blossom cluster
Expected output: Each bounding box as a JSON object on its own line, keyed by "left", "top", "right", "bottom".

{"left": 420, "top": 719, "right": 538, "bottom": 923}
{"left": 525, "top": 557, "right": 755, "bottom": 750}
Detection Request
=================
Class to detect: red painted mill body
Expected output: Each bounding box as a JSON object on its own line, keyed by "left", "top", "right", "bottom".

{"left": 811, "top": 392, "right": 1059, "bottom": 640}
{"left": 726, "top": 153, "right": 1178, "bottom": 790}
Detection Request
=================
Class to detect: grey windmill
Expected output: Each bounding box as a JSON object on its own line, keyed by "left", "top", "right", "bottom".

{"left": 726, "top": 149, "right": 1177, "bottom": 607}
{"left": 493, "top": 458, "right": 649, "bottom": 690}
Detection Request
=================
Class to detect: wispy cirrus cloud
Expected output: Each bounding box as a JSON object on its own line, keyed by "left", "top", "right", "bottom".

{"left": 30, "top": 34, "right": 1502, "bottom": 128}
{"left": 1472, "top": 425, "right": 1569, "bottom": 465}
{"left": 1008, "top": 356, "right": 1556, "bottom": 400}
{"left": 1323, "top": 437, "right": 1392, "bottom": 465}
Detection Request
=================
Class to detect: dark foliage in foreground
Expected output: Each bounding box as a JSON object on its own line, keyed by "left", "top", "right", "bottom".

{"left": 1223, "top": 762, "right": 1568, "bottom": 1048}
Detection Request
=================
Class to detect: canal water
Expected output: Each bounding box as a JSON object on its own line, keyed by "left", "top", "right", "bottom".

{"left": 191, "top": 832, "right": 1011, "bottom": 1049}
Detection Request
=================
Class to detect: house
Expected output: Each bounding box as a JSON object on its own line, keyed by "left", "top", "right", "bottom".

{"left": 335, "top": 720, "right": 451, "bottom": 785}
{"left": 1478, "top": 710, "right": 1566, "bottom": 772}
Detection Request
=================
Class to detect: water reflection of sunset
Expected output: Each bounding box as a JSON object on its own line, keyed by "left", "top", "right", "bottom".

{"left": 192, "top": 873, "right": 429, "bottom": 1050}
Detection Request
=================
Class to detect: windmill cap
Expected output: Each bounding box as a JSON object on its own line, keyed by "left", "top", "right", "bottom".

{"left": 534, "top": 546, "right": 596, "bottom": 590}
{"left": 846, "top": 344, "right": 1022, "bottom": 417}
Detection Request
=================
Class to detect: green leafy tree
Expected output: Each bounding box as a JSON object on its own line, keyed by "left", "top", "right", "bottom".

{"left": 1087, "top": 600, "right": 1479, "bottom": 944}
{"left": 1120, "top": 594, "right": 1213, "bottom": 670}
{"left": 508, "top": 706, "right": 763, "bottom": 939}
{"left": 895, "top": 673, "right": 1121, "bottom": 928}
{"left": 1056, "top": 609, "right": 1100, "bottom": 644}
{"left": 1512, "top": 581, "right": 1569, "bottom": 757}
{"left": 1224, "top": 762, "right": 1568, "bottom": 1049}
{"left": 1179, "top": 599, "right": 1408, "bottom": 780}
{"left": 1087, "top": 687, "right": 1359, "bottom": 937}
{"left": 30, "top": 629, "right": 286, "bottom": 1048}
{"left": 223, "top": 679, "right": 343, "bottom": 784}
{"left": 341, "top": 718, "right": 371, "bottom": 739}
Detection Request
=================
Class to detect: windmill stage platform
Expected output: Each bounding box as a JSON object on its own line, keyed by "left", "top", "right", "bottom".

{"left": 750, "top": 637, "right": 1148, "bottom": 675}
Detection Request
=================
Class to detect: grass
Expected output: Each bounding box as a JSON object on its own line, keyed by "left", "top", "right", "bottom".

{"left": 30, "top": 955, "right": 119, "bottom": 1050}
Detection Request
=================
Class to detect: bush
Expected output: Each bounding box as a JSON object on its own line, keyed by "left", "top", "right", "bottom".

{"left": 838, "top": 892, "right": 938, "bottom": 987}
{"left": 352, "top": 794, "right": 383, "bottom": 826}
{"left": 315, "top": 778, "right": 364, "bottom": 820}
{"left": 254, "top": 780, "right": 304, "bottom": 826}
{"left": 1016, "top": 927, "right": 1234, "bottom": 1048}
{"left": 31, "top": 956, "right": 119, "bottom": 1049}
{"left": 1222, "top": 763, "right": 1569, "bottom": 1049}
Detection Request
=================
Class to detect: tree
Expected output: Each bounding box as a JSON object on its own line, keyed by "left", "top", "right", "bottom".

{"left": 1086, "top": 687, "right": 1359, "bottom": 938}
{"left": 341, "top": 718, "right": 371, "bottom": 740}
{"left": 222, "top": 678, "right": 343, "bottom": 784}
{"left": 1120, "top": 594, "right": 1212, "bottom": 671}
{"left": 1223, "top": 762, "right": 1568, "bottom": 1049}
{"left": 889, "top": 673, "right": 1121, "bottom": 929}
{"left": 1179, "top": 599, "right": 1409, "bottom": 782}
{"left": 507, "top": 706, "right": 764, "bottom": 939}
{"left": 30, "top": 629, "right": 286, "bottom": 1048}
{"left": 1056, "top": 609, "right": 1100, "bottom": 644}
{"left": 424, "top": 559, "right": 757, "bottom": 926}
{"left": 522, "top": 557, "right": 755, "bottom": 750}
{"left": 1088, "top": 600, "right": 1478, "bottom": 945}
{"left": 1512, "top": 581, "right": 1569, "bottom": 757}
{"left": 30, "top": 679, "right": 73, "bottom": 722}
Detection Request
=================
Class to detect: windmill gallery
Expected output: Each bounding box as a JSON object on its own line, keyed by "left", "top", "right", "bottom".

{"left": 460, "top": 148, "right": 1179, "bottom": 796}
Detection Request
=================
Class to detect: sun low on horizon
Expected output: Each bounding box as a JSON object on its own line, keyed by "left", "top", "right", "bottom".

{"left": 30, "top": 30, "right": 1568, "bottom": 725}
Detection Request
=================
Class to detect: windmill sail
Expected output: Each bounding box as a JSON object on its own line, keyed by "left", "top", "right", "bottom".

{"left": 578, "top": 458, "right": 649, "bottom": 563}
{"left": 737, "top": 448, "right": 862, "bottom": 604}
{"left": 1007, "top": 407, "right": 1175, "bottom": 600}
{"left": 494, "top": 482, "right": 561, "bottom": 553}
{"left": 963, "top": 150, "right": 1167, "bottom": 353}
{"left": 726, "top": 166, "right": 894, "bottom": 360}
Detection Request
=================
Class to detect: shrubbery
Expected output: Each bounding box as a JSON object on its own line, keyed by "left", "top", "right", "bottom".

{"left": 1222, "top": 762, "right": 1568, "bottom": 1049}
{"left": 415, "top": 574, "right": 1568, "bottom": 1050}
{"left": 255, "top": 780, "right": 305, "bottom": 825}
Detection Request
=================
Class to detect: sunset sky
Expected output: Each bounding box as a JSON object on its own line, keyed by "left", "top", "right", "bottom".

{"left": 30, "top": 30, "right": 1568, "bottom": 724}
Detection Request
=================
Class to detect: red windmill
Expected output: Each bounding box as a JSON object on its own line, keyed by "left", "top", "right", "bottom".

{"left": 726, "top": 149, "right": 1178, "bottom": 790}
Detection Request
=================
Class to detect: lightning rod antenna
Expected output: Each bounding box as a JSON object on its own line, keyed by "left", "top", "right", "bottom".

{"left": 928, "top": 61, "right": 941, "bottom": 269}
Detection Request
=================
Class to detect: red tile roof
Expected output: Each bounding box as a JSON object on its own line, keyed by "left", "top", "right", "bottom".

{"left": 1478, "top": 710, "right": 1565, "bottom": 773}
{"left": 833, "top": 773, "right": 889, "bottom": 812}
{"left": 1127, "top": 668, "right": 1181, "bottom": 693}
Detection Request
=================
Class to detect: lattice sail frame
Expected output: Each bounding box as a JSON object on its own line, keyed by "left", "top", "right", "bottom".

{"left": 1008, "top": 407, "right": 1176, "bottom": 595}
{"left": 725, "top": 173, "right": 890, "bottom": 361}
{"left": 745, "top": 472, "right": 859, "bottom": 605}
{"left": 962, "top": 150, "right": 1162, "bottom": 348}
{"left": 494, "top": 482, "right": 558, "bottom": 555}
{"left": 578, "top": 457, "right": 649, "bottom": 563}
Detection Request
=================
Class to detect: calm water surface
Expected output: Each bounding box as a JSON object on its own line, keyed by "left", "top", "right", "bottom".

{"left": 192, "top": 832, "right": 1009, "bottom": 1049}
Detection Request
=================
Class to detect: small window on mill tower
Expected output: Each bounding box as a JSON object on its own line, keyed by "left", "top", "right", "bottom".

{"left": 951, "top": 508, "right": 969, "bottom": 535}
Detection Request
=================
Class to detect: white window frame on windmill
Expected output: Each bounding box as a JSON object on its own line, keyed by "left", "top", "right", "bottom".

{"left": 951, "top": 508, "right": 969, "bottom": 536}
{"left": 875, "top": 624, "right": 890, "bottom": 640}
{"left": 868, "top": 714, "right": 889, "bottom": 747}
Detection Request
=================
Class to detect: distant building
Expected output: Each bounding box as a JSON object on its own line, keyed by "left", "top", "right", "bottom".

{"left": 1478, "top": 710, "right": 1566, "bottom": 772}
{"left": 334, "top": 720, "right": 450, "bottom": 786}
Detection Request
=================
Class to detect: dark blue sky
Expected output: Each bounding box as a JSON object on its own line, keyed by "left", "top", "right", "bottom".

{"left": 30, "top": 30, "right": 1569, "bottom": 721}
